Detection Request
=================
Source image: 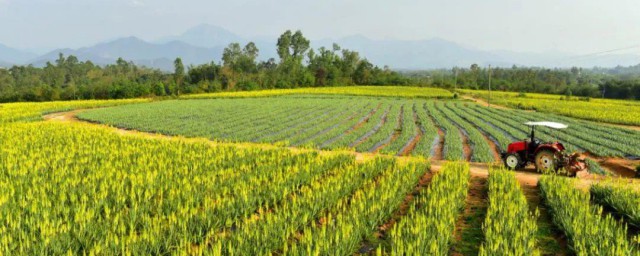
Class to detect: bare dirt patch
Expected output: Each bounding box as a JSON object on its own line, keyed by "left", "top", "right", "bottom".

{"left": 451, "top": 176, "right": 487, "bottom": 255}
{"left": 432, "top": 128, "right": 445, "bottom": 161}
{"left": 461, "top": 95, "right": 510, "bottom": 110}
{"left": 481, "top": 132, "right": 502, "bottom": 163}
{"left": 42, "top": 110, "right": 84, "bottom": 121}
{"left": 602, "top": 122, "right": 640, "bottom": 132}
{"left": 372, "top": 131, "right": 400, "bottom": 153}
{"left": 460, "top": 129, "right": 472, "bottom": 162}
{"left": 349, "top": 107, "right": 391, "bottom": 148}
{"left": 361, "top": 170, "right": 434, "bottom": 253}
{"left": 398, "top": 107, "right": 423, "bottom": 156}
{"left": 398, "top": 132, "right": 421, "bottom": 156}
{"left": 583, "top": 152, "right": 639, "bottom": 178}
{"left": 346, "top": 103, "right": 381, "bottom": 134}
{"left": 519, "top": 182, "right": 569, "bottom": 255}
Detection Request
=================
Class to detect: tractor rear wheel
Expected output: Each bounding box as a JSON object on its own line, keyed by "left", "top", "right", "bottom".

{"left": 503, "top": 153, "right": 522, "bottom": 170}
{"left": 535, "top": 149, "right": 557, "bottom": 171}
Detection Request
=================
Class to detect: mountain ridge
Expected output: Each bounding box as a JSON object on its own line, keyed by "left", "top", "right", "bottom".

{"left": 1, "top": 24, "right": 638, "bottom": 71}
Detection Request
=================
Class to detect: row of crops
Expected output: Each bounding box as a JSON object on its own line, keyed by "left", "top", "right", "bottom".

{"left": 78, "top": 95, "right": 640, "bottom": 161}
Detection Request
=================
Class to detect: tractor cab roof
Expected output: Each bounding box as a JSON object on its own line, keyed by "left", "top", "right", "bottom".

{"left": 524, "top": 121, "right": 568, "bottom": 129}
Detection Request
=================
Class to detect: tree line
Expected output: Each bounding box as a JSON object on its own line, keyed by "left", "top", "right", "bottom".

{"left": 405, "top": 64, "right": 640, "bottom": 100}
{"left": 0, "top": 30, "right": 408, "bottom": 103}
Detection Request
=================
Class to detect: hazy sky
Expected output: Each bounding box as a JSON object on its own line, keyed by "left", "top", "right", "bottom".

{"left": 1, "top": 0, "right": 639, "bottom": 55}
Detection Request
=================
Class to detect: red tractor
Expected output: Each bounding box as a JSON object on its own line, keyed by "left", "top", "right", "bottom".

{"left": 502, "top": 122, "right": 587, "bottom": 175}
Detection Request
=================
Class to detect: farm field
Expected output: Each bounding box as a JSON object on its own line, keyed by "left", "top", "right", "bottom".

{"left": 460, "top": 89, "right": 640, "bottom": 126}
{"left": 1, "top": 87, "right": 640, "bottom": 255}
{"left": 78, "top": 95, "right": 640, "bottom": 163}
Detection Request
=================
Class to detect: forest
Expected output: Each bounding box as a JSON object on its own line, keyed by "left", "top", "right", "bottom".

{"left": 0, "top": 30, "right": 408, "bottom": 102}
{"left": 405, "top": 64, "right": 640, "bottom": 100}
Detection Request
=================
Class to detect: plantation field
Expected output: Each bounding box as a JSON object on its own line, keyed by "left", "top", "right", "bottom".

{"left": 78, "top": 95, "right": 640, "bottom": 161}
{"left": 2, "top": 87, "right": 640, "bottom": 255}
{"left": 2, "top": 121, "right": 639, "bottom": 254}
{"left": 460, "top": 89, "right": 640, "bottom": 126}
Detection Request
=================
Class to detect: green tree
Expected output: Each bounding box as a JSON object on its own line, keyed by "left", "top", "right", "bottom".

{"left": 174, "top": 58, "right": 185, "bottom": 95}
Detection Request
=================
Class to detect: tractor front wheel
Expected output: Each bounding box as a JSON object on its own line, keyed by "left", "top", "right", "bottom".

{"left": 535, "top": 150, "right": 557, "bottom": 171}
{"left": 504, "top": 153, "right": 522, "bottom": 170}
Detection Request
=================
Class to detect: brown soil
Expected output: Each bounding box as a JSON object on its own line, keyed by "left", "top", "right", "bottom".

{"left": 518, "top": 182, "right": 570, "bottom": 255}
{"left": 398, "top": 108, "right": 424, "bottom": 156}
{"left": 399, "top": 132, "right": 421, "bottom": 156}
{"left": 346, "top": 103, "right": 381, "bottom": 134}
{"left": 481, "top": 133, "right": 502, "bottom": 163}
{"left": 372, "top": 131, "right": 400, "bottom": 153}
{"left": 367, "top": 170, "right": 434, "bottom": 251}
{"left": 42, "top": 110, "right": 84, "bottom": 122}
{"left": 350, "top": 107, "right": 390, "bottom": 149}
{"left": 460, "top": 129, "right": 472, "bottom": 162}
{"left": 372, "top": 106, "right": 404, "bottom": 153}
{"left": 432, "top": 128, "right": 445, "bottom": 161}
{"left": 461, "top": 95, "right": 510, "bottom": 110}
{"left": 602, "top": 122, "right": 640, "bottom": 132}
{"left": 451, "top": 175, "right": 487, "bottom": 255}
{"left": 582, "top": 152, "right": 639, "bottom": 178}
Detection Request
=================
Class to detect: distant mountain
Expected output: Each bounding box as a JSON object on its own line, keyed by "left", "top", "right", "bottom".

{"left": 156, "top": 24, "right": 244, "bottom": 48}
{"left": 31, "top": 37, "right": 224, "bottom": 70}
{"left": 22, "top": 24, "right": 640, "bottom": 71}
{"left": 316, "top": 36, "right": 506, "bottom": 69}
{"left": 317, "top": 36, "right": 640, "bottom": 69}
{"left": 0, "top": 43, "right": 37, "bottom": 65}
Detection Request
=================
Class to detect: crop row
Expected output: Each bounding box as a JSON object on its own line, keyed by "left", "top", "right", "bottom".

{"left": 207, "top": 158, "right": 396, "bottom": 255}
{"left": 590, "top": 181, "right": 640, "bottom": 227}
{"left": 283, "top": 161, "right": 428, "bottom": 254}
{"left": 479, "top": 168, "right": 538, "bottom": 255}
{"left": 446, "top": 102, "right": 512, "bottom": 151}
{"left": 268, "top": 102, "right": 369, "bottom": 145}
{"left": 539, "top": 175, "right": 634, "bottom": 255}
{"left": 384, "top": 162, "right": 470, "bottom": 254}
{"left": 380, "top": 102, "right": 419, "bottom": 155}
{"left": 425, "top": 101, "right": 464, "bottom": 160}
{"left": 411, "top": 102, "right": 438, "bottom": 157}
{"left": 326, "top": 103, "right": 389, "bottom": 150}
{"left": 253, "top": 103, "right": 353, "bottom": 143}
{"left": 298, "top": 101, "right": 377, "bottom": 147}
{"left": 436, "top": 102, "right": 495, "bottom": 162}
